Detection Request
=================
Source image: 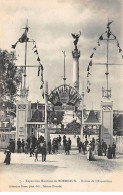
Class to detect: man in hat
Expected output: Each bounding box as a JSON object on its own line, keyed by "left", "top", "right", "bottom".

{"left": 17, "top": 138, "right": 21, "bottom": 153}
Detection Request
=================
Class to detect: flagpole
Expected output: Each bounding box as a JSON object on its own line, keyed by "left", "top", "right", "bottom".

{"left": 106, "top": 32, "right": 109, "bottom": 93}
{"left": 62, "top": 51, "right": 66, "bottom": 86}
{"left": 24, "top": 19, "right": 28, "bottom": 90}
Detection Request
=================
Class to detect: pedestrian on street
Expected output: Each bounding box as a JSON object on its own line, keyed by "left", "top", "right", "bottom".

{"left": 65, "top": 141, "right": 70, "bottom": 155}
{"left": 112, "top": 142, "right": 116, "bottom": 158}
{"left": 34, "top": 146, "right": 38, "bottom": 161}
{"left": 63, "top": 134, "right": 66, "bottom": 140}
{"left": 58, "top": 135, "right": 61, "bottom": 146}
{"left": 17, "top": 138, "right": 21, "bottom": 153}
{"left": 30, "top": 142, "right": 34, "bottom": 157}
{"left": 4, "top": 148, "right": 11, "bottom": 165}
{"left": 52, "top": 139, "right": 56, "bottom": 153}
{"left": 98, "top": 143, "right": 102, "bottom": 156}
{"left": 48, "top": 139, "right": 52, "bottom": 154}
{"left": 77, "top": 136, "right": 80, "bottom": 147}
{"left": 42, "top": 142, "right": 47, "bottom": 162}
{"left": 103, "top": 142, "right": 107, "bottom": 156}
{"left": 25, "top": 142, "right": 28, "bottom": 154}
{"left": 107, "top": 145, "right": 112, "bottom": 159}
{"left": 22, "top": 139, "right": 25, "bottom": 153}
{"left": 84, "top": 139, "right": 89, "bottom": 151}
{"left": 82, "top": 143, "right": 86, "bottom": 155}
{"left": 78, "top": 140, "right": 82, "bottom": 153}
{"left": 68, "top": 138, "right": 72, "bottom": 150}
{"left": 63, "top": 138, "right": 66, "bottom": 150}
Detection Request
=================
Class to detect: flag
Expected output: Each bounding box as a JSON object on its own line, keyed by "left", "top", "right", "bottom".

{"left": 42, "top": 90, "right": 44, "bottom": 99}
{"left": 97, "top": 40, "right": 100, "bottom": 46}
{"left": 107, "top": 31, "right": 111, "bottom": 38}
{"left": 117, "top": 41, "right": 119, "bottom": 47}
{"left": 87, "top": 72, "right": 91, "bottom": 77}
{"left": 40, "top": 84, "right": 43, "bottom": 89}
{"left": 11, "top": 44, "right": 17, "bottom": 49}
{"left": 89, "top": 60, "right": 92, "bottom": 66}
{"left": 41, "top": 78, "right": 44, "bottom": 82}
{"left": 38, "top": 66, "right": 40, "bottom": 76}
{"left": 107, "top": 21, "right": 113, "bottom": 27}
{"left": 111, "top": 32, "right": 116, "bottom": 39}
{"left": 37, "top": 57, "right": 40, "bottom": 61}
{"left": 87, "top": 80, "right": 91, "bottom": 85}
{"left": 86, "top": 86, "right": 90, "bottom": 93}
{"left": 119, "top": 48, "right": 122, "bottom": 53}
{"left": 99, "top": 35, "right": 103, "bottom": 40}
{"left": 40, "top": 64, "right": 44, "bottom": 71}
{"left": 32, "top": 45, "right": 36, "bottom": 50}
{"left": 18, "top": 30, "right": 29, "bottom": 43}
{"left": 34, "top": 50, "right": 38, "bottom": 55}
{"left": 87, "top": 66, "right": 89, "bottom": 71}
{"left": 90, "top": 53, "right": 94, "bottom": 58}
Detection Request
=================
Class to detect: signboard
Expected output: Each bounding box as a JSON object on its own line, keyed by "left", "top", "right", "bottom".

{"left": 0, "top": 118, "right": 10, "bottom": 129}
{"left": 18, "top": 127, "right": 25, "bottom": 138}
{"left": 54, "top": 105, "right": 75, "bottom": 111}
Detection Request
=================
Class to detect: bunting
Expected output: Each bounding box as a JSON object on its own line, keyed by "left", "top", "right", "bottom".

{"left": 86, "top": 86, "right": 90, "bottom": 93}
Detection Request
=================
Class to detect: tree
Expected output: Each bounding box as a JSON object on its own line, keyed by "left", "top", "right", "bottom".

{"left": 48, "top": 111, "right": 64, "bottom": 125}
{"left": 0, "top": 49, "right": 22, "bottom": 102}
{"left": 113, "top": 114, "right": 123, "bottom": 136}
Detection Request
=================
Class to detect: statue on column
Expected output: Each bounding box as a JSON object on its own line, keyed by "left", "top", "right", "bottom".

{"left": 71, "top": 31, "right": 81, "bottom": 49}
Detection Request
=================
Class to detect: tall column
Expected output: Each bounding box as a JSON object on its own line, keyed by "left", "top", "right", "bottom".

{"left": 72, "top": 48, "right": 80, "bottom": 92}
{"left": 100, "top": 100, "right": 113, "bottom": 146}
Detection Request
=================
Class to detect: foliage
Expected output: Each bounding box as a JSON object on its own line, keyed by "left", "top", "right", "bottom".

{"left": 0, "top": 49, "right": 22, "bottom": 102}
{"left": 113, "top": 114, "right": 123, "bottom": 136}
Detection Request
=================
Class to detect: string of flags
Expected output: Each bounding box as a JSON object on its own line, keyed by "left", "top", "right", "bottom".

{"left": 86, "top": 21, "right": 123, "bottom": 93}
{"left": 32, "top": 40, "right": 44, "bottom": 93}
{"left": 11, "top": 27, "right": 44, "bottom": 98}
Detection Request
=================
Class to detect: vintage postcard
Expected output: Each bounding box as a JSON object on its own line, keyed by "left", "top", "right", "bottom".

{"left": 0, "top": 0, "right": 123, "bottom": 192}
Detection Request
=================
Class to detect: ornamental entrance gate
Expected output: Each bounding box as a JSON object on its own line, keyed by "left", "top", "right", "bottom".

{"left": 43, "top": 82, "right": 83, "bottom": 146}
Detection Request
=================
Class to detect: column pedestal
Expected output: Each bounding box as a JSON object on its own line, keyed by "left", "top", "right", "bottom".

{"left": 16, "top": 97, "right": 31, "bottom": 150}
{"left": 100, "top": 100, "right": 113, "bottom": 146}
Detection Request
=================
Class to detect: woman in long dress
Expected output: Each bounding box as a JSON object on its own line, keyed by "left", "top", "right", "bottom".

{"left": 4, "top": 149, "right": 11, "bottom": 165}
{"left": 87, "top": 143, "right": 95, "bottom": 161}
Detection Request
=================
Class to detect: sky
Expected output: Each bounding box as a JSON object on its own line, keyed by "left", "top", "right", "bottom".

{"left": 0, "top": 0, "right": 123, "bottom": 110}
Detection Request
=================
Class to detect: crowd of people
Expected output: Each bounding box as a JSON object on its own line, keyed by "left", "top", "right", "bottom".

{"left": 76, "top": 136, "right": 116, "bottom": 161}
{"left": 3, "top": 134, "right": 117, "bottom": 165}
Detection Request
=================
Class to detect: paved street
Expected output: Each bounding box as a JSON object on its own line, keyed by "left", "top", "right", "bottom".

{"left": 0, "top": 137, "right": 123, "bottom": 192}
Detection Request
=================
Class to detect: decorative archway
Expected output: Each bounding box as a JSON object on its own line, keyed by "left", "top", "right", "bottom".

{"left": 48, "top": 84, "right": 82, "bottom": 107}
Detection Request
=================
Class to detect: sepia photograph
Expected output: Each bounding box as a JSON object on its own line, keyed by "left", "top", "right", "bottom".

{"left": 0, "top": 0, "right": 123, "bottom": 192}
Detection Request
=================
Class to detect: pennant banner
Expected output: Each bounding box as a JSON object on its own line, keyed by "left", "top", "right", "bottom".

{"left": 11, "top": 28, "right": 29, "bottom": 49}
